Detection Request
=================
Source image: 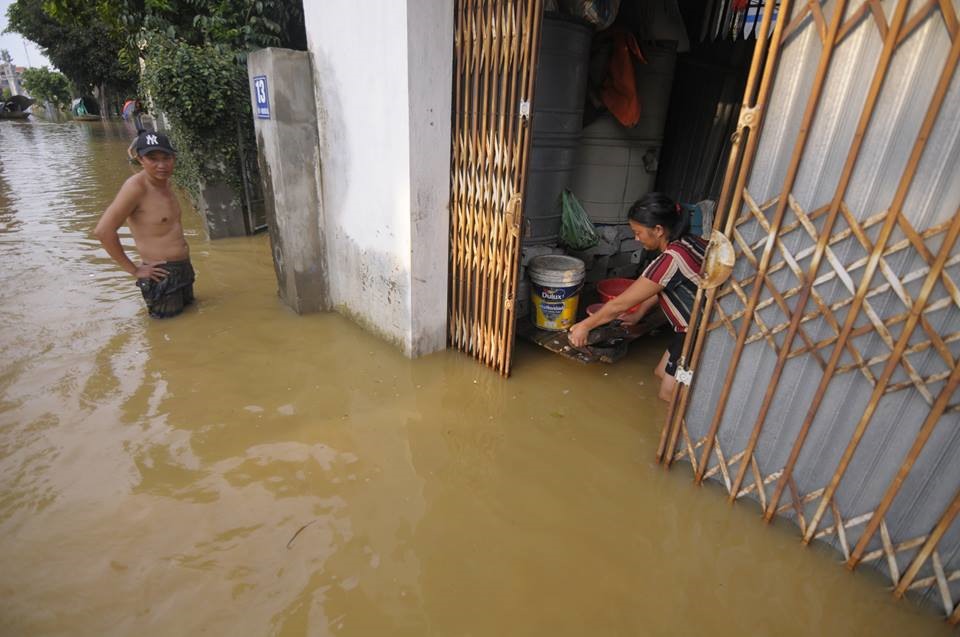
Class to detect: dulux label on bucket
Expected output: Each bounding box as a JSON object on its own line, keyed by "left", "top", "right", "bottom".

{"left": 531, "top": 281, "right": 582, "bottom": 331}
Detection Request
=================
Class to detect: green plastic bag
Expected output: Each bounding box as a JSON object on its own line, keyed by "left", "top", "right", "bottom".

{"left": 560, "top": 189, "right": 599, "bottom": 250}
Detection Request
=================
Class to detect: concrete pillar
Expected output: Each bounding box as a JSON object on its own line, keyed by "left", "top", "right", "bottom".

{"left": 247, "top": 48, "right": 329, "bottom": 313}
{"left": 196, "top": 178, "right": 249, "bottom": 240}
{"left": 302, "top": 0, "right": 452, "bottom": 356}
{"left": 406, "top": 0, "right": 454, "bottom": 357}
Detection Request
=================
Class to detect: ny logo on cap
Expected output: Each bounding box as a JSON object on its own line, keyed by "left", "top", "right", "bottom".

{"left": 146, "top": 134, "right": 158, "bottom": 145}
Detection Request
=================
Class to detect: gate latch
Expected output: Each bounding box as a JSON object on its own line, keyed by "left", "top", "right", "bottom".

{"left": 675, "top": 365, "right": 694, "bottom": 386}
{"left": 519, "top": 99, "right": 531, "bottom": 120}
{"left": 738, "top": 105, "right": 760, "bottom": 129}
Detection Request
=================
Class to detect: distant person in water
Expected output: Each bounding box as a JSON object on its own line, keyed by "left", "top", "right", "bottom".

{"left": 95, "top": 130, "right": 195, "bottom": 318}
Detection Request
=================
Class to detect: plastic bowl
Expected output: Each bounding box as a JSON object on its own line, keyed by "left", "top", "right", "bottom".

{"left": 596, "top": 277, "right": 641, "bottom": 313}
{"left": 597, "top": 277, "right": 634, "bottom": 301}
{"left": 586, "top": 303, "right": 605, "bottom": 316}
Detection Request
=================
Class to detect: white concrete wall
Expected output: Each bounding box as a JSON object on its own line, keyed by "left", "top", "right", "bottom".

{"left": 304, "top": 0, "right": 452, "bottom": 357}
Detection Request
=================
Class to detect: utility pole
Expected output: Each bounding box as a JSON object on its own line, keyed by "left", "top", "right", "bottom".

{"left": 0, "top": 50, "right": 19, "bottom": 97}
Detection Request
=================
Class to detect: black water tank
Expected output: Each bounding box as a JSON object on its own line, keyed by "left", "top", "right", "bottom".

{"left": 522, "top": 14, "right": 592, "bottom": 245}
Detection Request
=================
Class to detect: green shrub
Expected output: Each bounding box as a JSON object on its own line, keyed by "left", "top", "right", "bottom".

{"left": 140, "top": 32, "right": 253, "bottom": 199}
{"left": 21, "top": 66, "right": 72, "bottom": 109}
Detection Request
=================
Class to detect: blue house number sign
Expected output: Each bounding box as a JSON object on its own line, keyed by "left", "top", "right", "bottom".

{"left": 254, "top": 76, "right": 270, "bottom": 119}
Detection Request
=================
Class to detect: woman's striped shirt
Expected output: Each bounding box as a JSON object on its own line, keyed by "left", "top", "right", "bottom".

{"left": 641, "top": 235, "right": 708, "bottom": 333}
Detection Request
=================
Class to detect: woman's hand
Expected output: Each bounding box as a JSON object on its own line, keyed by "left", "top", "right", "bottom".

{"left": 568, "top": 321, "right": 591, "bottom": 348}
{"left": 568, "top": 278, "right": 663, "bottom": 348}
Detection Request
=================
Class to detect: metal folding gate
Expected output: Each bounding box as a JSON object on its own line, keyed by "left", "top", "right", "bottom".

{"left": 448, "top": 0, "right": 543, "bottom": 376}
{"left": 659, "top": 0, "right": 960, "bottom": 620}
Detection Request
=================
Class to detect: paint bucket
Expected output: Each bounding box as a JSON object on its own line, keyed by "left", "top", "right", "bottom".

{"left": 529, "top": 255, "right": 586, "bottom": 331}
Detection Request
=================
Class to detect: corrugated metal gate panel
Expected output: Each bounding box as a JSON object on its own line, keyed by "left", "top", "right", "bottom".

{"left": 448, "top": 0, "right": 543, "bottom": 375}
{"left": 660, "top": 0, "right": 960, "bottom": 620}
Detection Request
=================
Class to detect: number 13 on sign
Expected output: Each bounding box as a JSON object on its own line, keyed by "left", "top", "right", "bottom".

{"left": 253, "top": 75, "right": 270, "bottom": 119}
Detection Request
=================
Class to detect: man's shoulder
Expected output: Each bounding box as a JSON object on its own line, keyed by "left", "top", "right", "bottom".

{"left": 106, "top": 172, "right": 148, "bottom": 214}
{"left": 122, "top": 171, "right": 150, "bottom": 195}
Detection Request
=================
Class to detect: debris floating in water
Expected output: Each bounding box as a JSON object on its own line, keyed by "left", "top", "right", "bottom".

{"left": 285, "top": 519, "right": 317, "bottom": 549}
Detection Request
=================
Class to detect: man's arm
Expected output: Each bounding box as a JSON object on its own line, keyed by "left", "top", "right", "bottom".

{"left": 94, "top": 178, "right": 166, "bottom": 280}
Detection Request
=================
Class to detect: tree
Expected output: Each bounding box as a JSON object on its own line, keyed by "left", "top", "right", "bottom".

{"left": 5, "top": 0, "right": 136, "bottom": 99}
{"left": 0, "top": 49, "right": 11, "bottom": 63}
{"left": 42, "top": 1, "right": 306, "bottom": 54}
{"left": 21, "top": 66, "right": 71, "bottom": 109}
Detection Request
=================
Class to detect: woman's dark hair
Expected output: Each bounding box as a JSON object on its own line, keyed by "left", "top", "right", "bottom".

{"left": 627, "top": 192, "right": 690, "bottom": 240}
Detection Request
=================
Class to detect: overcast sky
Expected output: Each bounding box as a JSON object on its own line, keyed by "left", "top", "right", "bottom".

{"left": 0, "top": 0, "right": 53, "bottom": 68}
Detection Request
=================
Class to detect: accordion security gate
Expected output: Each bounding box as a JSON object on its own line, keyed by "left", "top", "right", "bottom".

{"left": 658, "top": 0, "right": 960, "bottom": 621}
{"left": 448, "top": 0, "right": 543, "bottom": 376}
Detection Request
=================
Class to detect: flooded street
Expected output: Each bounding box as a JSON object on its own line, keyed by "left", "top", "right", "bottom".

{"left": 0, "top": 120, "right": 950, "bottom": 636}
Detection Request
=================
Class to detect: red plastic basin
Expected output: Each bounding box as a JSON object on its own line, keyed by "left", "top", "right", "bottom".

{"left": 596, "top": 278, "right": 641, "bottom": 313}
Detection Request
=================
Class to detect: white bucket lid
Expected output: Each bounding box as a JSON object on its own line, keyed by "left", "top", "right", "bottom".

{"left": 528, "top": 255, "right": 586, "bottom": 286}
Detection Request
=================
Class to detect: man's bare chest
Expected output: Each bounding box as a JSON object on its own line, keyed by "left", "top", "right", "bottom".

{"left": 131, "top": 194, "right": 182, "bottom": 229}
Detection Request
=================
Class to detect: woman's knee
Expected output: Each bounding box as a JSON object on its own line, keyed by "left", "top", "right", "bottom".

{"left": 659, "top": 376, "right": 677, "bottom": 403}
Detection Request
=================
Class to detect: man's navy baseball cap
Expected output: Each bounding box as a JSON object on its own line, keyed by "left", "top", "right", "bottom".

{"left": 134, "top": 130, "right": 176, "bottom": 156}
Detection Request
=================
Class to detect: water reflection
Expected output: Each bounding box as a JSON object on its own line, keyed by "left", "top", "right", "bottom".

{"left": 0, "top": 120, "right": 951, "bottom": 637}
{"left": 0, "top": 160, "right": 18, "bottom": 236}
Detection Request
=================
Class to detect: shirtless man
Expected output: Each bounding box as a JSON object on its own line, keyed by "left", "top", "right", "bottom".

{"left": 94, "top": 130, "right": 195, "bottom": 318}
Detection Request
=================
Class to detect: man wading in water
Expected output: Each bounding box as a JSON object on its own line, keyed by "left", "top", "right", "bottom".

{"left": 95, "top": 130, "right": 195, "bottom": 318}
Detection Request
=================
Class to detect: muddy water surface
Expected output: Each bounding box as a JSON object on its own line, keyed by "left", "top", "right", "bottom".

{"left": 0, "top": 120, "right": 950, "bottom": 636}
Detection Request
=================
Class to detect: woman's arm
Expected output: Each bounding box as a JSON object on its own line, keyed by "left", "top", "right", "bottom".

{"left": 619, "top": 294, "right": 660, "bottom": 326}
{"left": 568, "top": 276, "right": 663, "bottom": 347}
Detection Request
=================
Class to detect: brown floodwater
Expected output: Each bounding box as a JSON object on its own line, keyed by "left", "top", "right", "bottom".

{"left": 0, "top": 120, "right": 951, "bottom": 636}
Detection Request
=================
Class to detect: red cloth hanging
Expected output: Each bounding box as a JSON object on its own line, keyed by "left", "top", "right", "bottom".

{"left": 600, "top": 30, "right": 645, "bottom": 127}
